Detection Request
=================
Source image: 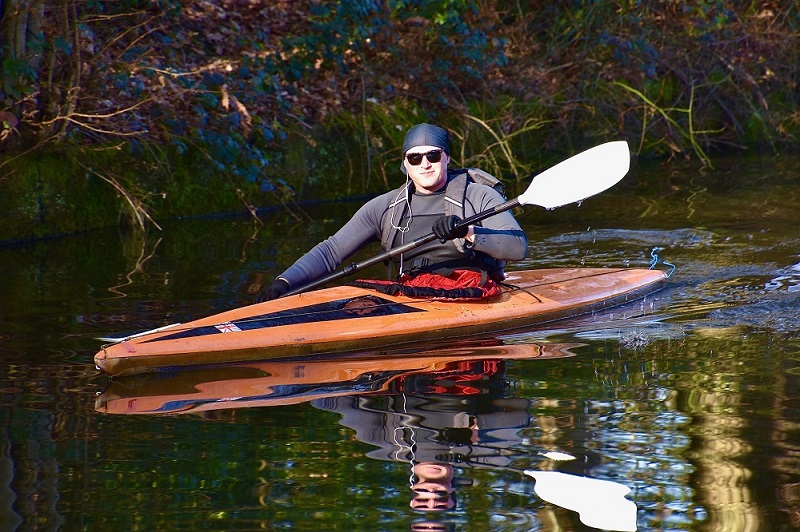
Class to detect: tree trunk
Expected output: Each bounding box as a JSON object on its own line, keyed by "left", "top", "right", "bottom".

{"left": 0, "top": 0, "right": 45, "bottom": 75}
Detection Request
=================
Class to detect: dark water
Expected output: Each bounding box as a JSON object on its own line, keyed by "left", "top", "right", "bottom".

{"left": 1, "top": 156, "right": 799, "bottom": 531}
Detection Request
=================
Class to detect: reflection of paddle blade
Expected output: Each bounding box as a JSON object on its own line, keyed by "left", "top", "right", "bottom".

{"left": 539, "top": 451, "right": 576, "bottom": 461}
{"left": 524, "top": 470, "right": 637, "bottom": 531}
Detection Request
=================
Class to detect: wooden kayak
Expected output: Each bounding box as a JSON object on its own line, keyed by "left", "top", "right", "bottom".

{"left": 95, "top": 341, "right": 580, "bottom": 415}
{"left": 94, "top": 267, "right": 666, "bottom": 376}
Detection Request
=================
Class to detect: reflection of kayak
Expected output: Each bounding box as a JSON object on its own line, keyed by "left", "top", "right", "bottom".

{"left": 94, "top": 267, "right": 666, "bottom": 376}
{"left": 95, "top": 342, "right": 579, "bottom": 415}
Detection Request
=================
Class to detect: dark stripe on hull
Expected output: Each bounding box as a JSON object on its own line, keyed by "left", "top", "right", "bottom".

{"left": 144, "top": 295, "right": 425, "bottom": 344}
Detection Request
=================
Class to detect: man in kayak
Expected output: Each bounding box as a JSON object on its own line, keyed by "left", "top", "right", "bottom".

{"left": 259, "top": 123, "right": 528, "bottom": 301}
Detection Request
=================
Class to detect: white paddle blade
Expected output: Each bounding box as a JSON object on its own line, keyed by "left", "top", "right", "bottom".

{"left": 525, "top": 470, "right": 638, "bottom": 531}
{"left": 519, "top": 141, "right": 630, "bottom": 209}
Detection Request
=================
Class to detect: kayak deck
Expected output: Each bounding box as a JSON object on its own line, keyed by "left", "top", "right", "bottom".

{"left": 94, "top": 268, "right": 667, "bottom": 376}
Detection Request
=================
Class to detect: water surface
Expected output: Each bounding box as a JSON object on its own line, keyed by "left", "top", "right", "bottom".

{"left": 1, "top": 156, "right": 799, "bottom": 530}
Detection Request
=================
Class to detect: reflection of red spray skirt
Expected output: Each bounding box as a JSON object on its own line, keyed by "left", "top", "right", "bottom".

{"left": 394, "top": 359, "right": 503, "bottom": 395}
{"left": 95, "top": 342, "right": 580, "bottom": 415}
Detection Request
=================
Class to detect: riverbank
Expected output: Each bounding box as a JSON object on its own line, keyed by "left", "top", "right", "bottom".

{"left": 2, "top": 3, "right": 798, "bottom": 243}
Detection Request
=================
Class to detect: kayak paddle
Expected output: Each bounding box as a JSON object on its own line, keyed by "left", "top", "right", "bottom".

{"left": 283, "top": 140, "right": 631, "bottom": 296}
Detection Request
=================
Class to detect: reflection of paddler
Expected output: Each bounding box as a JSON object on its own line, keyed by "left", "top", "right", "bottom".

{"left": 409, "top": 520, "right": 454, "bottom": 532}
{"left": 311, "top": 361, "right": 531, "bottom": 467}
{"left": 409, "top": 462, "right": 455, "bottom": 512}
{"left": 312, "top": 359, "right": 531, "bottom": 525}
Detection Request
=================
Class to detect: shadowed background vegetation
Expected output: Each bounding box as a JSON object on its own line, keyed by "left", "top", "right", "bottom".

{"left": 1, "top": 1, "right": 798, "bottom": 241}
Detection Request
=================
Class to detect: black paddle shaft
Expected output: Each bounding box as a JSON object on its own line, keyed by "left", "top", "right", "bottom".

{"left": 282, "top": 197, "right": 522, "bottom": 297}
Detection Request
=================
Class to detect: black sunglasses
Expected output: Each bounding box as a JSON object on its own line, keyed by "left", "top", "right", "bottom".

{"left": 405, "top": 149, "right": 444, "bottom": 166}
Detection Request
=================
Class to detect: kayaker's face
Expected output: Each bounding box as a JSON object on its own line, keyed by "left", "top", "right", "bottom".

{"left": 404, "top": 145, "right": 450, "bottom": 194}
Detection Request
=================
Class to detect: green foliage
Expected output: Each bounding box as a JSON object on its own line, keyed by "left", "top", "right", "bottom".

{"left": 281, "top": 0, "right": 385, "bottom": 78}
{"left": 387, "top": 0, "right": 508, "bottom": 82}
{"left": 0, "top": 152, "right": 120, "bottom": 240}
{"left": 438, "top": 95, "right": 554, "bottom": 186}
{"left": 0, "top": 55, "right": 38, "bottom": 99}
{"left": 614, "top": 81, "right": 718, "bottom": 167}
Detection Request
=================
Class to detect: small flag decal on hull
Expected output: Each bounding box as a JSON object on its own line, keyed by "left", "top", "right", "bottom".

{"left": 215, "top": 322, "right": 242, "bottom": 333}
